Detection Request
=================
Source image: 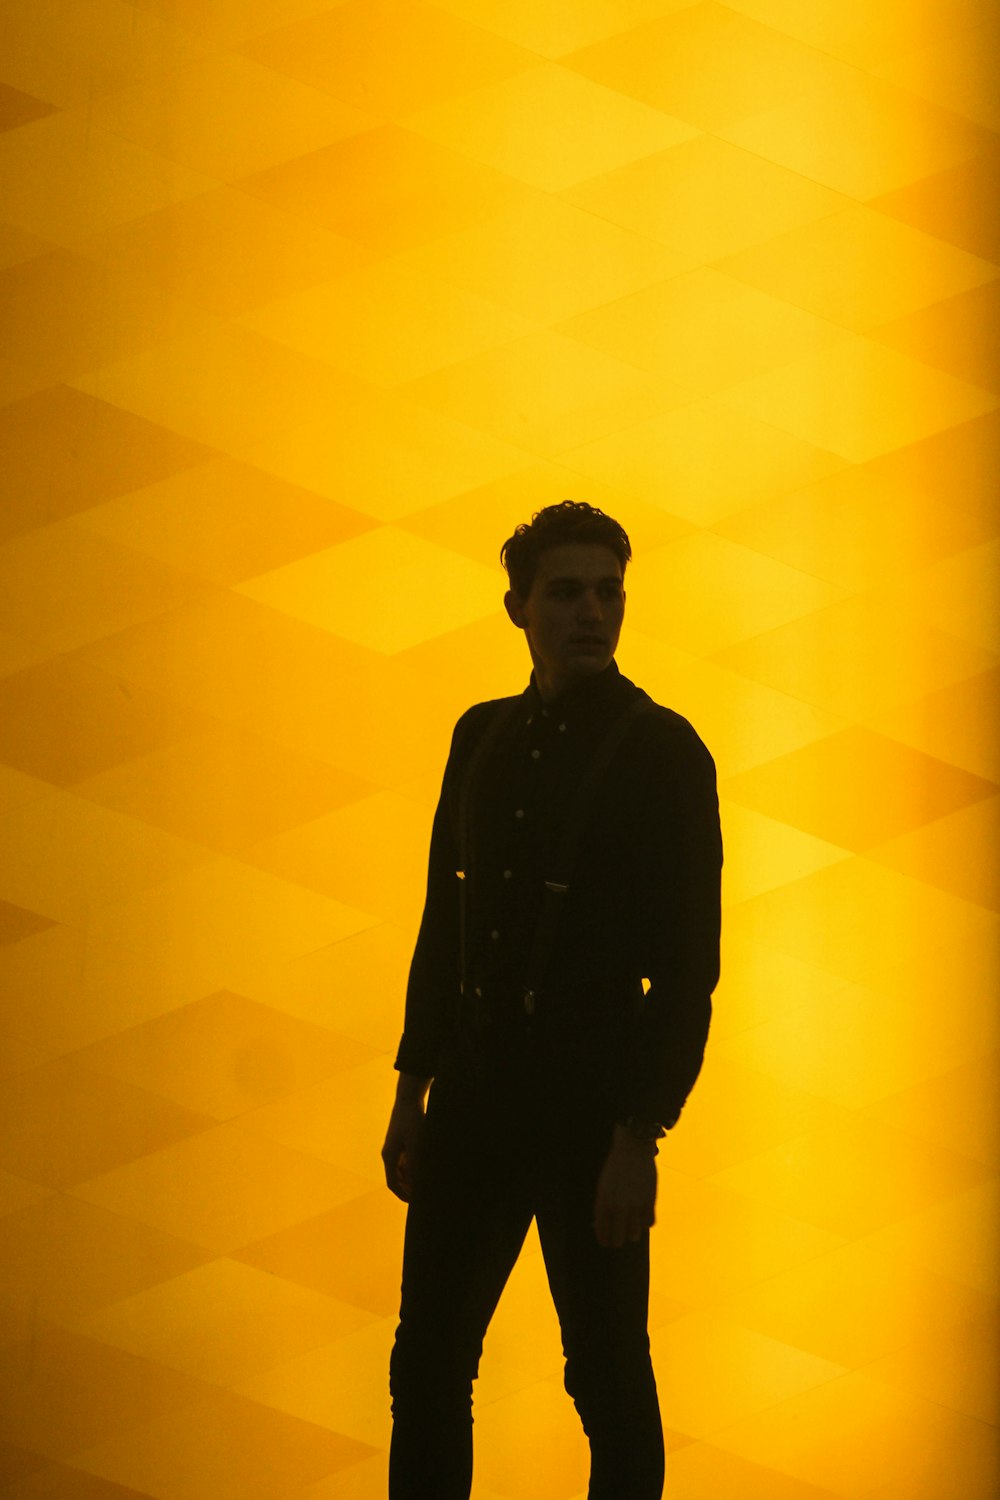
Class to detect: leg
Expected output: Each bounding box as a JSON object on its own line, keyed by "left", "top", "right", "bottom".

{"left": 389, "top": 1075, "right": 534, "bottom": 1500}
{"left": 535, "top": 1128, "right": 664, "bottom": 1500}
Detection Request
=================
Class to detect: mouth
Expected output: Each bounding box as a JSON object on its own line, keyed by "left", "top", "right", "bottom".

{"left": 569, "top": 637, "right": 606, "bottom": 647}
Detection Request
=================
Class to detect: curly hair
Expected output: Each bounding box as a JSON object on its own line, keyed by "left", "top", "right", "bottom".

{"left": 500, "top": 501, "right": 632, "bottom": 598}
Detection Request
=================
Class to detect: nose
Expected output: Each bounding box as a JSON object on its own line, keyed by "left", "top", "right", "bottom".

{"left": 579, "top": 589, "right": 603, "bottom": 621}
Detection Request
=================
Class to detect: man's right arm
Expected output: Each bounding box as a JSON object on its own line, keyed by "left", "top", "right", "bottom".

{"left": 381, "top": 1072, "right": 431, "bottom": 1202}
{"left": 383, "top": 711, "right": 477, "bottom": 1198}
{"left": 393, "top": 742, "right": 466, "bottom": 1079}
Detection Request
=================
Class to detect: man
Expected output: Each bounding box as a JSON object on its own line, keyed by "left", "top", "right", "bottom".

{"left": 382, "top": 501, "right": 722, "bottom": 1499}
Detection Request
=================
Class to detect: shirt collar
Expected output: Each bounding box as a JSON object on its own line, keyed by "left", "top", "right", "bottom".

{"left": 525, "top": 659, "right": 629, "bottom": 729}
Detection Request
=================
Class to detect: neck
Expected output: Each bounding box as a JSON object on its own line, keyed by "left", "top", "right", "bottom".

{"left": 531, "top": 659, "right": 613, "bottom": 703}
{"left": 533, "top": 668, "right": 564, "bottom": 703}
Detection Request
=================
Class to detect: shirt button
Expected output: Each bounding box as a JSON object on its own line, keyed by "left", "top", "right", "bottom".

{"left": 531, "top": 749, "right": 541, "bottom": 760}
{"left": 515, "top": 808, "right": 525, "bottom": 819}
{"left": 558, "top": 723, "right": 567, "bottom": 733}
{"left": 491, "top": 929, "right": 500, "bottom": 941}
{"left": 503, "top": 869, "right": 512, "bottom": 880}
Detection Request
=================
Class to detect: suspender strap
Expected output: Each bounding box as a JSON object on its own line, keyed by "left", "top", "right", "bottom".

{"left": 454, "top": 692, "right": 528, "bottom": 994}
{"left": 522, "top": 692, "right": 655, "bottom": 1007}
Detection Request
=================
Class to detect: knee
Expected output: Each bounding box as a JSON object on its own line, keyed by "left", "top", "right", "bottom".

{"left": 564, "top": 1342, "right": 663, "bottom": 1499}
{"left": 390, "top": 1319, "right": 481, "bottom": 1422}
{"left": 564, "top": 1334, "right": 657, "bottom": 1420}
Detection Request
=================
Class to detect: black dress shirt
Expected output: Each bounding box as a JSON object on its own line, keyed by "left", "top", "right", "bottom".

{"left": 395, "top": 660, "right": 722, "bottom": 1127}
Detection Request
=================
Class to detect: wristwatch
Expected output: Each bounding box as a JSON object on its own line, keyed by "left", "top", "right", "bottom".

{"left": 621, "top": 1115, "right": 667, "bottom": 1142}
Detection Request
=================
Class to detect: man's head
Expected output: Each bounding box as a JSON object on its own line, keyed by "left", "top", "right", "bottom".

{"left": 500, "top": 502, "right": 631, "bottom": 700}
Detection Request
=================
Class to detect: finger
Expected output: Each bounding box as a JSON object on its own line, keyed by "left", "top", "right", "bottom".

{"left": 397, "top": 1151, "right": 411, "bottom": 1199}
{"left": 382, "top": 1147, "right": 409, "bottom": 1202}
{"left": 593, "top": 1201, "right": 612, "bottom": 1248}
{"left": 625, "top": 1207, "right": 645, "bottom": 1242}
{"left": 603, "top": 1207, "right": 626, "bottom": 1249}
{"left": 381, "top": 1149, "right": 395, "bottom": 1195}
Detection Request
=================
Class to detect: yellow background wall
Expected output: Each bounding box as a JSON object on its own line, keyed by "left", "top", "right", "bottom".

{"left": 0, "top": 2, "right": 997, "bottom": 1496}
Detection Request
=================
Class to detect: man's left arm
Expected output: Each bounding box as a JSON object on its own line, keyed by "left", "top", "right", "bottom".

{"left": 593, "top": 721, "right": 722, "bottom": 1248}
{"left": 625, "top": 718, "right": 722, "bottom": 1129}
{"left": 629, "top": 720, "right": 722, "bottom": 1128}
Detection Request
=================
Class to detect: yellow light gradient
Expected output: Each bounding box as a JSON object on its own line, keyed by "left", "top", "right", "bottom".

{"left": 0, "top": 1, "right": 997, "bottom": 1498}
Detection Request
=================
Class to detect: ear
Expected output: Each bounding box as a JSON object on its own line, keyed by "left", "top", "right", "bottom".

{"left": 504, "top": 589, "right": 527, "bottom": 629}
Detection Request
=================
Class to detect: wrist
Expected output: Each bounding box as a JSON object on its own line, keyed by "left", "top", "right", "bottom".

{"left": 619, "top": 1114, "right": 666, "bottom": 1141}
{"left": 612, "top": 1121, "right": 660, "bottom": 1155}
{"left": 395, "top": 1073, "right": 431, "bottom": 1107}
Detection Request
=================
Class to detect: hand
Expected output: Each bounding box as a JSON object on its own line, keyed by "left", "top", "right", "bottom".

{"left": 381, "top": 1077, "right": 430, "bottom": 1202}
{"left": 592, "top": 1125, "right": 658, "bottom": 1248}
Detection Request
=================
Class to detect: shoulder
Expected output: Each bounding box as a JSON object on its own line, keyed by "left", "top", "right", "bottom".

{"left": 448, "top": 694, "right": 523, "bottom": 761}
{"left": 628, "top": 693, "right": 717, "bottom": 781}
{"left": 629, "top": 681, "right": 716, "bottom": 762}
{"left": 622, "top": 696, "right": 720, "bottom": 846}
{"left": 454, "top": 693, "right": 523, "bottom": 734}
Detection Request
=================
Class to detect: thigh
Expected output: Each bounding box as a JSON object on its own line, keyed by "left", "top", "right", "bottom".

{"left": 533, "top": 1123, "right": 652, "bottom": 1364}
{"left": 395, "top": 1071, "right": 535, "bottom": 1371}
{"left": 535, "top": 1160, "right": 663, "bottom": 1500}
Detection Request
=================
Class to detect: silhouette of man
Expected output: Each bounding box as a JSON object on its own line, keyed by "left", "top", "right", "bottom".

{"left": 382, "top": 502, "right": 722, "bottom": 1499}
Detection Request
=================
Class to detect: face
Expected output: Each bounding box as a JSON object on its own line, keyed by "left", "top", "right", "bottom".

{"left": 504, "top": 543, "right": 626, "bottom": 698}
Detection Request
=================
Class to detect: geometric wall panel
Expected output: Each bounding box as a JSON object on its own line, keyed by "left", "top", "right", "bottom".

{"left": 1, "top": 1, "right": 997, "bottom": 1496}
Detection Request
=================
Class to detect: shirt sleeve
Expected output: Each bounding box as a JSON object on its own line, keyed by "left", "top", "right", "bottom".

{"left": 619, "top": 718, "right": 723, "bottom": 1127}
{"left": 393, "top": 711, "right": 474, "bottom": 1080}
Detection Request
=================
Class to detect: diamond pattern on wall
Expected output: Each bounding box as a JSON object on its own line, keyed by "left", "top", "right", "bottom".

{"left": 562, "top": 133, "right": 851, "bottom": 262}
{"left": 237, "top": 0, "right": 536, "bottom": 119}
{"left": 562, "top": 2, "right": 857, "bottom": 128}
{"left": 1, "top": 1, "right": 997, "bottom": 1497}
{"left": 716, "top": 70, "right": 994, "bottom": 198}
{"left": 714, "top": 203, "right": 997, "bottom": 330}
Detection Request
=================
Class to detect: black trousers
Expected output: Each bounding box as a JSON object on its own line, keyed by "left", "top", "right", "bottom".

{"left": 388, "top": 1025, "right": 664, "bottom": 1500}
